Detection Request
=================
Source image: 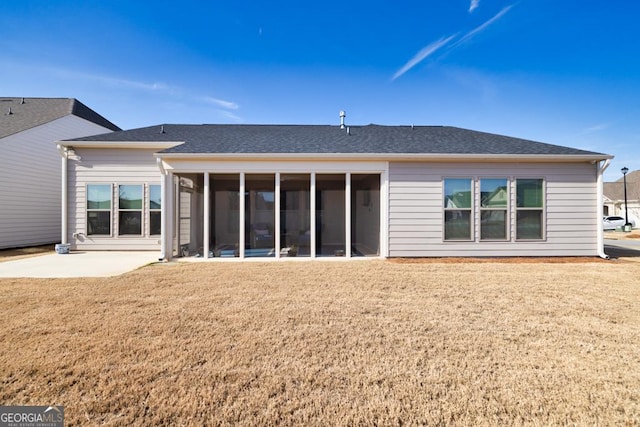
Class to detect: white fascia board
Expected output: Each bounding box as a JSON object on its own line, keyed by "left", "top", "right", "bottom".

{"left": 56, "top": 140, "right": 185, "bottom": 150}
{"left": 155, "top": 152, "right": 613, "bottom": 163}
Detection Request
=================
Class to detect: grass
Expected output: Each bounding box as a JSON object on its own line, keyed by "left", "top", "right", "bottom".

{"left": 1, "top": 260, "right": 639, "bottom": 425}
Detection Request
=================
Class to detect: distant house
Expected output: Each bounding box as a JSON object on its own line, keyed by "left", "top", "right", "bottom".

{"left": 58, "top": 122, "right": 612, "bottom": 259}
{"left": 603, "top": 170, "right": 640, "bottom": 227}
{"left": 0, "top": 98, "right": 120, "bottom": 249}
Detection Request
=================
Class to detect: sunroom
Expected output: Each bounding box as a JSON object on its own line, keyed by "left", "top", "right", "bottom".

{"left": 161, "top": 164, "right": 386, "bottom": 260}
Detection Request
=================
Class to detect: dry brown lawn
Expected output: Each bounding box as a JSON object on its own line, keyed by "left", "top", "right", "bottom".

{"left": 1, "top": 260, "right": 639, "bottom": 426}
{"left": 0, "top": 244, "right": 55, "bottom": 262}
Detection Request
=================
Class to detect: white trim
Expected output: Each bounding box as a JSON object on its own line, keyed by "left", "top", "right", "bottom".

{"left": 597, "top": 159, "right": 611, "bottom": 259}
{"left": 160, "top": 160, "right": 387, "bottom": 174}
{"left": 58, "top": 145, "right": 68, "bottom": 244}
{"left": 239, "top": 173, "right": 245, "bottom": 259}
{"left": 275, "top": 172, "right": 281, "bottom": 259}
{"left": 381, "top": 165, "right": 389, "bottom": 258}
{"left": 156, "top": 152, "right": 612, "bottom": 163}
{"left": 310, "top": 173, "right": 316, "bottom": 258}
{"left": 345, "top": 172, "right": 351, "bottom": 258}
{"left": 203, "top": 172, "right": 210, "bottom": 259}
{"left": 59, "top": 141, "right": 184, "bottom": 150}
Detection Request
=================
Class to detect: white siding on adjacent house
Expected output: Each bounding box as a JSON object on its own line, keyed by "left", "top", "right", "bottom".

{"left": 388, "top": 162, "right": 599, "bottom": 257}
{"left": 68, "top": 148, "right": 162, "bottom": 250}
{"left": 0, "top": 115, "right": 115, "bottom": 249}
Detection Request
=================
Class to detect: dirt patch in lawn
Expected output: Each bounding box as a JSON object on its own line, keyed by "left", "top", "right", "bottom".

{"left": 1, "top": 261, "right": 639, "bottom": 425}
{"left": 0, "top": 244, "right": 55, "bottom": 262}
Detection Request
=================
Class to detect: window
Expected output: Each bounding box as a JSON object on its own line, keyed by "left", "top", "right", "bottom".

{"left": 516, "top": 179, "right": 544, "bottom": 240}
{"left": 444, "top": 178, "right": 472, "bottom": 240}
{"left": 119, "top": 185, "right": 143, "bottom": 235}
{"left": 87, "top": 184, "right": 112, "bottom": 235}
{"left": 149, "top": 185, "right": 162, "bottom": 236}
{"left": 480, "top": 178, "right": 508, "bottom": 240}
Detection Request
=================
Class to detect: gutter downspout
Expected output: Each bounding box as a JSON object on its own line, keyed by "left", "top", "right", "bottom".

{"left": 57, "top": 144, "right": 68, "bottom": 245}
{"left": 596, "top": 159, "right": 611, "bottom": 259}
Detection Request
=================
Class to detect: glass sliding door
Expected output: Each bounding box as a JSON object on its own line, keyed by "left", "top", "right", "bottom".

{"left": 280, "top": 174, "right": 311, "bottom": 257}
{"left": 210, "top": 174, "right": 240, "bottom": 257}
{"left": 316, "top": 174, "right": 346, "bottom": 256}
{"left": 351, "top": 174, "right": 380, "bottom": 256}
{"left": 245, "top": 174, "right": 276, "bottom": 257}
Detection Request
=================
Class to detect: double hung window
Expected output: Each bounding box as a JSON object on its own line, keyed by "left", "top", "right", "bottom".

{"left": 516, "top": 179, "right": 544, "bottom": 240}
{"left": 443, "top": 178, "right": 472, "bottom": 240}
{"left": 118, "top": 185, "right": 143, "bottom": 235}
{"left": 87, "top": 184, "right": 112, "bottom": 235}
{"left": 480, "top": 179, "right": 508, "bottom": 240}
{"left": 149, "top": 185, "right": 162, "bottom": 236}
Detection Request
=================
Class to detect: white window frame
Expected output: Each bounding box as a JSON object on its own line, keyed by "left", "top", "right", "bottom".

{"left": 515, "top": 178, "right": 546, "bottom": 241}
{"left": 479, "top": 177, "right": 510, "bottom": 241}
{"left": 86, "top": 184, "right": 113, "bottom": 236}
{"left": 443, "top": 177, "right": 474, "bottom": 241}
{"left": 118, "top": 184, "right": 144, "bottom": 237}
{"left": 149, "top": 184, "right": 162, "bottom": 236}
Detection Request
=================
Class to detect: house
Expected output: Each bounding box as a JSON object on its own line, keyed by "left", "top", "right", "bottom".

{"left": 603, "top": 170, "right": 640, "bottom": 227}
{"left": 0, "top": 98, "right": 120, "bottom": 249}
{"left": 57, "top": 121, "right": 612, "bottom": 259}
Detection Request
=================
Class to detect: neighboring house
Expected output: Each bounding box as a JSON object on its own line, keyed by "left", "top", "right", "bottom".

{"left": 57, "top": 122, "right": 612, "bottom": 259}
{"left": 0, "top": 98, "right": 120, "bottom": 249}
{"left": 603, "top": 170, "right": 640, "bottom": 228}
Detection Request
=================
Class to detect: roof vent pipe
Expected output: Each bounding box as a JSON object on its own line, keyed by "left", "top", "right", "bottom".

{"left": 160, "top": 125, "right": 165, "bottom": 134}
{"left": 6, "top": 107, "right": 12, "bottom": 115}
{"left": 20, "top": 97, "right": 25, "bottom": 104}
{"left": 339, "top": 110, "right": 346, "bottom": 129}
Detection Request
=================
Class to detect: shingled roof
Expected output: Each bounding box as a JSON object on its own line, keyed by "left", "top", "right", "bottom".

{"left": 604, "top": 170, "right": 640, "bottom": 201}
{"left": 0, "top": 97, "right": 120, "bottom": 139}
{"left": 69, "top": 123, "right": 610, "bottom": 158}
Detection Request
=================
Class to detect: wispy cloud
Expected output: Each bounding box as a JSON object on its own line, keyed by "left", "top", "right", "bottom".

{"left": 391, "top": 4, "right": 514, "bottom": 81}
{"left": 392, "top": 34, "right": 457, "bottom": 81}
{"left": 456, "top": 5, "right": 513, "bottom": 47}
{"left": 201, "top": 96, "right": 239, "bottom": 110}
{"left": 582, "top": 123, "right": 609, "bottom": 134}
{"left": 216, "top": 109, "right": 243, "bottom": 121}
{"left": 50, "top": 67, "right": 173, "bottom": 93}
{"left": 48, "top": 66, "right": 241, "bottom": 118}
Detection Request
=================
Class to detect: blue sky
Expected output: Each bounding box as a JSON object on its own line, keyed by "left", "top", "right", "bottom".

{"left": 1, "top": 0, "right": 639, "bottom": 181}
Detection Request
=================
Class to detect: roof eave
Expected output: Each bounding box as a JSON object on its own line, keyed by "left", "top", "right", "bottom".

{"left": 155, "top": 152, "right": 613, "bottom": 162}
{"left": 57, "top": 140, "right": 185, "bottom": 150}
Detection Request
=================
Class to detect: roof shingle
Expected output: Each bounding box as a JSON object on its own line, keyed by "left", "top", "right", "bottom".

{"left": 69, "top": 124, "right": 610, "bottom": 157}
{"left": 0, "top": 97, "right": 120, "bottom": 138}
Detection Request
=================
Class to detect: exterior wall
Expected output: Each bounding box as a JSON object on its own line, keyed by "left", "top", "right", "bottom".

{"left": 0, "top": 115, "right": 115, "bottom": 249}
{"left": 67, "top": 148, "right": 162, "bottom": 250}
{"left": 388, "top": 161, "right": 599, "bottom": 257}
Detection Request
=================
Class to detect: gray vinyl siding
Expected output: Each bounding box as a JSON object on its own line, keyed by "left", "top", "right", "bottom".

{"left": 0, "top": 115, "right": 115, "bottom": 249}
{"left": 67, "top": 148, "right": 162, "bottom": 251}
{"left": 388, "top": 162, "right": 599, "bottom": 257}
